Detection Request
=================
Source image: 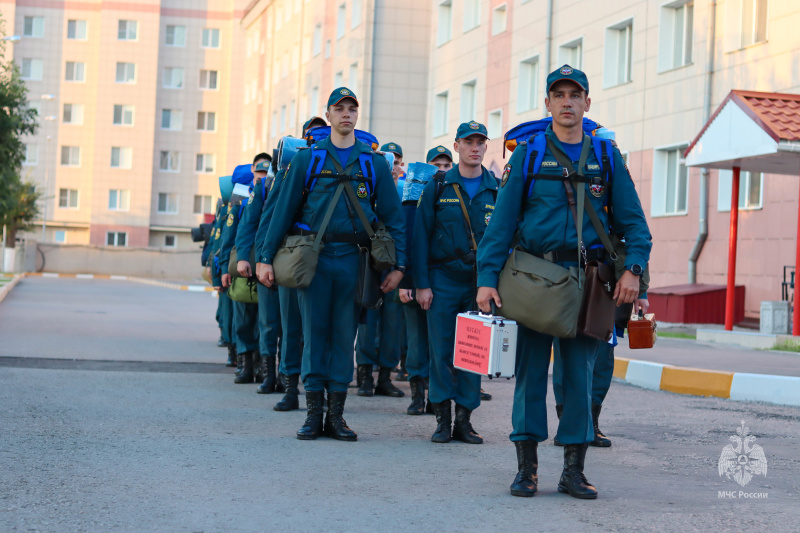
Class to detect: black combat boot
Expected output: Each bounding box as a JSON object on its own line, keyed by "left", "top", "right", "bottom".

{"left": 375, "top": 367, "right": 404, "bottom": 397}
{"left": 452, "top": 404, "right": 483, "bottom": 444}
{"left": 590, "top": 404, "right": 612, "bottom": 447}
{"left": 226, "top": 344, "right": 237, "bottom": 367}
{"left": 296, "top": 390, "right": 325, "bottom": 440}
{"left": 554, "top": 404, "right": 564, "bottom": 446}
{"left": 324, "top": 391, "right": 358, "bottom": 441}
{"left": 235, "top": 351, "right": 244, "bottom": 376}
{"left": 510, "top": 441, "right": 539, "bottom": 497}
{"left": 253, "top": 353, "right": 264, "bottom": 383}
{"left": 396, "top": 353, "right": 409, "bottom": 381}
{"left": 431, "top": 400, "right": 452, "bottom": 443}
{"left": 480, "top": 389, "right": 492, "bottom": 401}
{"left": 425, "top": 378, "right": 434, "bottom": 414}
{"left": 557, "top": 443, "right": 598, "bottom": 499}
{"left": 274, "top": 374, "right": 300, "bottom": 411}
{"left": 274, "top": 356, "right": 285, "bottom": 393}
{"left": 217, "top": 334, "right": 228, "bottom": 348}
{"left": 234, "top": 351, "right": 255, "bottom": 384}
{"left": 357, "top": 364, "right": 374, "bottom": 397}
{"left": 257, "top": 356, "right": 277, "bottom": 394}
{"left": 407, "top": 376, "right": 426, "bottom": 415}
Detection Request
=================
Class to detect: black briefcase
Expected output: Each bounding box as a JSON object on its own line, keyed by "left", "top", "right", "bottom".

{"left": 355, "top": 247, "right": 383, "bottom": 309}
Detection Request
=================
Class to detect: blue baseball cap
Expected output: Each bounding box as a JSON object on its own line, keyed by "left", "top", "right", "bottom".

{"left": 546, "top": 64, "right": 589, "bottom": 94}
{"left": 327, "top": 87, "right": 359, "bottom": 108}
{"left": 426, "top": 145, "right": 453, "bottom": 163}
{"left": 302, "top": 116, "right": 326, "bottom": 133}
{"left": 253, "top": 160, "right": 270, "bottom": 172}
{"left": 380, "top": 142, "right": 403, "bottom": 158}
{"left": 456, "top": 121, "right": 489, "bottom": 140}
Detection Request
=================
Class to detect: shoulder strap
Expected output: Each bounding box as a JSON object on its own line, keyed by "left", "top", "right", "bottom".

{"left": 358, "top": 152, "right": 376, "bottom": 197}
{"left": 341, "top": 181, "right": 377, "bottom": 239}
{"left": 522, "top": 134, "right": 548, "bottom": 198}
{"left": 305, "top": 148, "right": 328, "bottom": 193}
{"left": 451, "top": 185, "right": 478, "bottom": 254}
{"left": 590, "top": 137, "right": 615, "bottom": 207}
{"left": 433, "top": 171, "right": 447, "bottom": 203}
{"left": 312, "top": 183, "right": 345, "bottom": 252}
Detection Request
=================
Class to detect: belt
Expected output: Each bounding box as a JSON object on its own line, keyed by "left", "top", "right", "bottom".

{"left": 536, "top": 248, "right": 605, "bottom": 263}
{"left": 291, "top": 228, "right": 370, "bottom": 246}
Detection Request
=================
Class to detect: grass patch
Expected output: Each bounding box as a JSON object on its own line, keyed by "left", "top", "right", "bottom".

{"left": 659, "top": 332, "right": 697, "bottom": 340}
{"left": 772, "top": 340, "right": 800, "bottom": 352}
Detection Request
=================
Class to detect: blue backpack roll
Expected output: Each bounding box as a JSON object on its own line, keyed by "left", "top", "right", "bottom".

{"left": 304, "top": 126, "right": 380, "bottom": 150}
{"left": 402, "top": 163, "right": 438, "bottom": 203}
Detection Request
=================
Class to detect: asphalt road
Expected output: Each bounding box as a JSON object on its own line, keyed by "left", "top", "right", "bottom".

{"left": 1, "top": 277, "right": 799, "bottom": 532}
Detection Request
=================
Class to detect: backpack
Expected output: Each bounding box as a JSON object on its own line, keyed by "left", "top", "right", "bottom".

{"left": 304, "top": 146, "right": 378, "bottom": 201}
{"left": 304, "top": 126, "right": 380, "bottom": 151}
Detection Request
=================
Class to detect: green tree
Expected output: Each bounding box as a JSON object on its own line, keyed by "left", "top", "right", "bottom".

{"left": 0, "top": 15, "right": 40, "bottom": 249}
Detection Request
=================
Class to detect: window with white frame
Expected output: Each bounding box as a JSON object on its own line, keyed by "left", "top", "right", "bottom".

{"left": 717, "top": 169, "right": 763, "bottom": 211}
{"left": 199, "top": 70, "right": 218, "bottom": 90}
{"left": 463, "top": 0, "right": 480, "bottom": 32}
{"left": 107, "top": 232, "right": 127, "bottom": 247}
{"left": 460, "top": 81, "right": 477, "bottom": 122}
{"left": 433, "top": 91, "right": 449, "bottom": 138}
{"left": 492, "top": 4, "right": 507, "bottom": 36}
{"left": 64, "top": 103, "right": 84, "bottom": 125}
{"left": 118, "top": 20, "right": 137, "bottom": 40}
{"left": 58, "top": 188, "right": 79, "bottom": 209}
{"left": 163, "top": 67, "right": 184, "bottom": 89}
{"left": 193, "top": 195, "right": 213, "bottom": 214}
{"left": 113, "top": 105, "right": 134, "bottom": 126}
{"left": 437, "top": 1, "right": 452, "bottom": 46}
{"left": 310, "top": 86, "right": 319, "bottom": 116}
{"left": 334, "top": 71, "right": 344, "bottom": 88}
{"left": 604, "top": 19, "right": 633, "bottom": 87}
{"left": 271, "top": 111, "right": 278, "bottom": 137}
{"left": 108, "top": 189, "right": 130, "bottom": 211}
{"left": 196, "top": 153, "right": 215, "bottom": 173}
{"left": 726, "top": 0, "right": 768, "bottom": 50}
{"left": 651, "top": 146, "right": 689, "bottom": 216}
{"left": 487, "top": 109, "right": 503, "bottom": 139}
{"left": 337, "top": 3, "right": 346, "bottom": 39}
{"left": 67, "top": 19, "right": 87, "bottom": 40}
{"left": 313, "top": 24, "right": 322, "bottom": 56}
{"left": 23, "top": 16, "right": 45, "bottom": 38}
{"left": 202, "top": 28, "right": 220, "bottom": 48}
{"left": 161, "top": 109, "right": 182, "bottom": 130}
{"left": 65, "top": 61, "right": 86, "bottom": 82}
{"left": 349, "top": 63, "right": 358, "bottom": 90}
{"left": 517, "top": 56, "right": 539, "bottom": 112}
{"left": 60, "top": 146, "right": 81, "bottom": 166}
{"left": 280, "top": 105, "right": 287, "bottom": 133}
{"left": 165, "top": 25, "right": 186, "bottom": 46}
{"left": 110, "top": 147, "right": 132, "bottom": 169}
{"left": 197, "top": 111, "right": 216, "bottom": 131}
{"left": 659, "top": 2, "right": 694, "bottom": 72}
{"left": 23, "top": 143, "right": 38, "bottom": 165}
{"left": 115, "top": 62, "right": 136, "bottom": 83}
{"left": 164, "top": 235, "right": 177, "bottom": 248}
{"left": 157, "top": 193, "right": 178, "bottom": 214}
{"left": 27, "top": 100, "right": 41, "bottom": 118}
{"left": 54, "top": 230, "right": 67, "bottom": 244}
{"left": 159, "top": 150, "right": 180, "bottom": 172}
{"left": 324, "top": 39, "right": 331, "bottom": 58}
{"left": 21, "top": 58, "right": 43, "bottom": 80}
{"left": 558, "top": 38, "right": 583, "bottom": 70}
{"left": 351, "top": 0, "right": 362, "bottom": 29}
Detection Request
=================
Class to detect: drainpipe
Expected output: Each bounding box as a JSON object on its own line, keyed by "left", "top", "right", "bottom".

{"left": 368, "top": 0, "right": 379, "bottom": 132}
{"left": 688, "top": 0, "right": 717, "bottom": 284}
{"left": 543, "top": 0, "right": 553, "bottom": 118}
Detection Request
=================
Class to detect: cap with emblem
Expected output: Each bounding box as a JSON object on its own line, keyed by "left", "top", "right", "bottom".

{"left": 303, "top": 116, "right": 327, "bottom": 134}
{"left": 327, "top": 87, "right": 359, "bottom": 108}
{"left": 426, "top": 145, "right": 453, "bottom": 163}
{"left": 380, "top": 142, "right": 403, "bottom": 158}
{"left": 456, "top": 121, "right": 489, "bottom": 140}
{"left": 253, "top": 160, "right": 270, "bottom": 172}
{"left": 546, "top": 64, "right": 589, "bottom": 95}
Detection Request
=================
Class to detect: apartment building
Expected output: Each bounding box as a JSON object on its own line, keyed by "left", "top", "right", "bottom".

{"left": 427, "top": 0, "right": 800, "bottom": 317}
{"left": 4, "top": 0, "right": 249, "bottom": 249}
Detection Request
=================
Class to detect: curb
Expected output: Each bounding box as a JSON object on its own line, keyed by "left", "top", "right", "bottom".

{"left": 614, "top": 356, "right": 800, "bottom": 407}
{"left": 24, "top": 272, "right": 216, "bottom": 292}
{"left": 0, "top": 274, "right": 24, "bottom": 304}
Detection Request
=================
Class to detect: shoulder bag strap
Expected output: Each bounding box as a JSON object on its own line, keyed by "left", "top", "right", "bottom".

{"left": 341, "top": 181, "right": 377, "bottom": 239}
{"left": 312, "top": 183, "right": 344, "bottom": 252}
{"left": 451, "top": 184, "right": 478, "bottom": 254}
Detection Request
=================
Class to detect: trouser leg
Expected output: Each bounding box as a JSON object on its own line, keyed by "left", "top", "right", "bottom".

{"left": 278, "top": 286, "right": 303, "bottom": 376}
{"left": 219, "top": 290, "right": 233, "bottom": 345}
{"left": 510, "top": 327, "right": 552, "bottom": 443}
{"left": 355, "top": 309, "right": 379, "bottom": 366}
{"left": 377, "top": 291, "right": 403, "bottom": 369}
{"left": 257, "top": 283, "right": 281, "bottom": 359}
{"left": 403, "top": 304, "right": 429, "bottom": 380}
{"left": 552, "top": 339, "right": 564, "bottom": 406}
{"left": 233, "top": 301, "right": 259, "bottom": 354}
{"left": 326, "top": 253, "right": 360, "bottom": 393}
{"left": 592, "top": 342, "right": 614, "bottom": 406}
{"left": 554, "top": 335, "right": 598, "bottom": 445}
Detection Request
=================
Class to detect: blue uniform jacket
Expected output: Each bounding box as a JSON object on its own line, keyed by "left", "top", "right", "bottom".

{"left": 219, "top": 193, "right": 251, "bottom": 275}
{"left": 256, "top": 169, "right": 286, "bottom": 263}
{"left": 413, "top": 165, "right": 498, "bottom": 289}
{"left": 209, "top": 203, "right": 227, "bottom": 286}
{"left": 476, "top": 126, "right": 652, "bottom": 288}
{"left": 235, "top": 177, "right": 269, "bottom": 263}
{"left": 262, "top": 136, "right": 406, "bottom": 266}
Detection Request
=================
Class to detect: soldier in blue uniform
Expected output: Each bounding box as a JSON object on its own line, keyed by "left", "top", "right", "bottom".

{"left": 210, "top": 178, "right": 236, "bottom": 367}
{"left": 261, "top": 88, "right": 406, "bottom": 441}
{"left": 413, "top": 122, "right": 497, "bottom": 444}
{"left": 476, "top": 66, "right": 651, "bottom": 499}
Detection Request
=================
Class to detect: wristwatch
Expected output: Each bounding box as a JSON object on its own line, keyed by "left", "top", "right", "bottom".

{"left": 393, "top": 265, "right": 407, "bottom": 273}
{"left": 627, "top": 264, "right": 643, "bottom": 276}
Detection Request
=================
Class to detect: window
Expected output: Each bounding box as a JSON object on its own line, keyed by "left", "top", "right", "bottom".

{"left": 197, "top": 112, "right": 216, "bottom": 131}
{"left": 324, "top": 40, "right": 331, "bottom": 58}
{"left": 106, "top": 232, "right": 127, "bottom": 247}
{"left": 60, "top": 146, "right": 81, "bottom": 166}
{"left": 115, "top": 62, "right": 136, "bottom": 83}
{"left": 487, "top": 109, "right": 503, "bottom": 139}
{"left": 23, "top": 143, "right": 38, "bottom": 165}
{"left": 659, "top": 2, "right": 694, "bottom": 71}
{"left": 337, "top": 3, "right": 346, "bottom": 39}
{"left": 280, "top": 105, "right": 286, "bottom": 133}
{"left": 651, "top": 146, "right": 689, "bottom": 216}
{"left": 717, "top": 170, "right": 763, "bottom": 211}
{"left": 313, "top": 24, "right": 322, "bottom": 56}
{"left": 202, "top": 28, "right": 220, "bottom": 48}
{"left": 351, "top": 0, "right": 362, "bottom": 29}
{"left": 113, "top": 105, "right": 134, "bottom": 126}
{"left": 58, "top": 188, "right": 79, "bottom": 209}
{"left": 460, "top": 81, "right": 477, "bottom": 122}
{"left": 196, "top": 153, "right": 216, "bottom": 173}
{"left": 604, "top": 20, "right": 633, "bottom": 87}
{"left": 118, "top": 20, "right": 137, "bottom": 40}
{"left": 54, "top": 230, "right": 67, "bottom": 244}
{"left": 289, "top": 100, "right": 296, "bottom": 132}
{"left": 21, "top": 58, "right": 43, "bottom": 80}
{"left": 492, "top": 4, "right": 507, "bottom": 35}
{"left": 163, "top": 67, "right": 184, "bottom": 89}
{"left": 334, "top": 71, "right": 344, "bottom": 88}
{"left": 271, "top": 111, "right": 278, "bottom": 138}
{"left": 63, "top": 104, "right": 84, "bottom": 125}
{"left": 161, "top": 109, "right": 182, "bottom": 130}
{"left": 65, "top": 61, "right": 85, "bottom": 82}
{"left": 27, "top": 101, "right": 41, "bottom": 117}
{"left": 67, "top": 20, "right": 87, "bottom": 40}
{"left": 437, "top": 1, "right": 453, "bottom": 45}
{"left": 199, "top": 70, "right": 218, "bottom": 90}
{"left": 157, "top": 193, "right": 178, "bottom": 214}
{"left": 349, "top": 63, "right": 358, "bottom": 90}
{"left": 558, "top": 38, "right": 583, "bottom": 69}
{"left": 110, "top": 147, "right": 133, "bottom": 169}
{"left": 463, "top": 0, "right": 480, "bottom": 32}
{"left": 23, "top": 16, "right": 45, "bottom": 38}
{"left": 108, "top": 189, "right": 130, "bottom": 211}
{"left": 517, "top": 56, "right": 539, "bottom": 112}
{"left": 193, "top": 195, "right": 213, "bottom": 214}
{"left": 165, "top": 25, "right": 186, "bottom": 46}
{"left": 159, "top": 151, "right": 180, "bottom": 172}
{"left": 310, "top": 86, "right": 320, "bottom": 116}
{"left": 164, "top": 235, "right": 177, "bottom": 248}
{"left": 433, "top": 91, "right": 449, "bottom": 138}
{"left": 726, "top": 0, "right": 768, "bottom": 49}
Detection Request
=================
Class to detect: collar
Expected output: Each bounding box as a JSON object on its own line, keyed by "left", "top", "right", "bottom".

{"left": 545, "top": 124, "right": 589, "bottom": 155}
{"left": 317, "top": 136, "right": 370, "bottom": 170}
{"left": 445, "top": 165, "right": 498, "bottom": 193}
